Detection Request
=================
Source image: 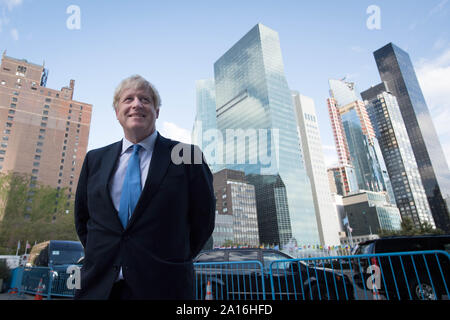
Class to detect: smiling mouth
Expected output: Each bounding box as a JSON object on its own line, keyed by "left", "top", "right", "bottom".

{"left": 128, "top": 114, "right": 145, "bottom": 118}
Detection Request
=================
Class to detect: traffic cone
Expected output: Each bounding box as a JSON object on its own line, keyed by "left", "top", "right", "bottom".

{"left": 205, "top": 281, "right": 213, "bottom": 300}
{"left": 8, "top": 288, "right": 18, "bottom": 295}
{"left": 372, "top": 284, "right": 380, "bottom": 300}
{"left": 34, "top": 278, "right": 44, "bottom": 300}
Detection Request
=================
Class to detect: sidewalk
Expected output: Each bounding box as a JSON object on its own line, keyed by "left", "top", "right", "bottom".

{"left": 0, "top": 292, "right": 36, "bottom": 300}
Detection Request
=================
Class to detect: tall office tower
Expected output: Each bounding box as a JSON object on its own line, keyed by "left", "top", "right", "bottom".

{"left": 327, "top": 79, "right": 395, "bottom": 202}
{"left": 192, "top": 79, "right": 218, "bottom": 172}
{"left": 373, "top": 43, "right": 450, "bottom": 232}
{"left": 0, "top": 53, "right": 92, "bottom": 196}
{"left": 245, "top": 173, "right": 291, "bottom": 246}
{"left": 292, "top": 92, "right": 341, "bottom": 245}
{"left": 213, "top": 169, "right": 259, "bottom": 247}
{"left": 327, "top": 165, "right": 358, "bottom": 196}
{"left": 362, "top": 82, "right": 434, "bottom": 228}
{"left": 213, "top": 24, "right": 319, "bottom": 246}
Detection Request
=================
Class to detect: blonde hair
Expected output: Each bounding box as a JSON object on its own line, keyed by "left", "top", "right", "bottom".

{"left": 113, "top": 74, "right": 161, "bottom": 109}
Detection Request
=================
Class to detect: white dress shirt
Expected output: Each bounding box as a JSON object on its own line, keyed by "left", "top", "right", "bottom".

{"left": 109, "top": 130, "right": 158, "bottom": 281}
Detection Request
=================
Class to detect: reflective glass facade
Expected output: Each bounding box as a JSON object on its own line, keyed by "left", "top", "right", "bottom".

{"left": 192, "top": 79, "right": 218, "bottom": 172}
{"left": 328, "top": 79, "right": 362, "bottom": 106}
{"left": 374, "top": 43, "right": 450, "bottom": 232}
{"left": 363, "top": 87, "right": 434, "bottom": 228}
{"left": 328, "top": 80, "right": 395, "bottom": 203}
{"left": 213, "top": 24, "right": 318, "bottom": 245}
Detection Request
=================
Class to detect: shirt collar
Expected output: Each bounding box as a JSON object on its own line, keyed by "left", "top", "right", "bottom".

{"left": 121, "top": 130, "right": 158, "bottom": 155}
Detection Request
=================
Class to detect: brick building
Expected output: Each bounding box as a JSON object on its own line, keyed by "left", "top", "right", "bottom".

{"left": 0, "top": 52, "right": 92, "bottom": 207}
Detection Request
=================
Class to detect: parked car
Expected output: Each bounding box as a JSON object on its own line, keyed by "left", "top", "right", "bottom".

{"left": 352, "top": 235, "right": 450, "bottom": 300}
{"left": 28, "top": 240, "right": 84, "bottom": 270}
{"left": 194, "top": 248, "right": 354, "bottom": 300}
{"left": 25, "top": 240, "right": 84, "bottom": 296}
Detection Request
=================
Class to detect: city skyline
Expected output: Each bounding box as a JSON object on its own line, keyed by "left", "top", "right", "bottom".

{"left": 1, "top": 0, "right": 449, "bottom": 172}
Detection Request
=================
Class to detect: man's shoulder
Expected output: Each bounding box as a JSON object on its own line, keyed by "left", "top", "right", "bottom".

{"left": 86, "top": 140, "right": 122, "bottom": 158}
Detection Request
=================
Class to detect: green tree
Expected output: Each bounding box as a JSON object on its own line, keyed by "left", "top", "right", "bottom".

{"left": 379, "top": 217, "right": 444, "bottom": 238}
{"left": 0, "top": 171, "right": 78, "bottom": 255}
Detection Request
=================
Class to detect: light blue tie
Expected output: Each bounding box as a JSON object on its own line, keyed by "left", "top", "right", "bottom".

{"left": 118, "top": 144, "right": 142, "bottom": 228}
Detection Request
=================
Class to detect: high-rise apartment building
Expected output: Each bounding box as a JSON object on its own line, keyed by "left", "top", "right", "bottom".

{"left": 0, "top": 53, "right": 92, "bottom": 198}
{"left": 213, "top": 24, "right": 319, "bottom": 246}
{"left": 213, "top": 169, "right": 259, "bottom": 247}
{"left": 362, "top": 82, "right": 434, "bottom": 228}
{"left": 327, "top": 165, "right": 358, "bottom": 196}
{"left": 292, "top": 92, "right": 341, "bottom": 245}
{"left": 327, "top": 79, "right": 395, "bottom": 202}
{"left": 373, "top": 43, "right": 450, "bottom": 232}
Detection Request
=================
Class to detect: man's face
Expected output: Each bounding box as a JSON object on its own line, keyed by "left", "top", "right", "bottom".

{"left": 115, "top": 87, "right": 159, "bottom": 142}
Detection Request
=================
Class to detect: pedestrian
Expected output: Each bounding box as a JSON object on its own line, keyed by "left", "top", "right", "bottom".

{"left": 74, "top": 74, "right": 215, "bottom": 299}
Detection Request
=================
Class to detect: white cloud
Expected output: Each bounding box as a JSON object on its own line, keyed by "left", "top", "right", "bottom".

{"left": 1, "top": 0, "right": 22, "bottom": 11}
{"left": 10, "top": 27, "right": 18, "bottom": 40}
{"left": 159, "top": 121, "right": 191, "bottom": 144}
{"left": 416, "top": 48, "right": 450, "bottom": 165}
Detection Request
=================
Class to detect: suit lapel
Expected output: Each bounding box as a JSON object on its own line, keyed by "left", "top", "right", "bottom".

{"left": 126, "top": 132, "right": 172, "bottom": 230}
{"left": 102, "top": 140, "right": 124, "bottom": 230}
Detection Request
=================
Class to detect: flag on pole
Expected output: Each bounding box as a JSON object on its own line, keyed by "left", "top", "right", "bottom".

{"left": 16, "top": 240, "right": 21, "bottom": 256}
{"left": 343, "top": 216, "right": 349, "bottom": 226}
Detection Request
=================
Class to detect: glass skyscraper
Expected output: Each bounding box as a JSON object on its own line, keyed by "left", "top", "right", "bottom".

{"left": 374, "top": 43, "right": 450, "bottom": 232}
{"left": 362, "top": 83, "right": 434, "bottom": 229}
{"left": 213, "top": 24, "right": 319, "bottom": 246}
{"left": 192, "top": 79, "right": 218, "bottom": 172}
{"left": 328, "top": 79, "right": 395, "bottom": 203}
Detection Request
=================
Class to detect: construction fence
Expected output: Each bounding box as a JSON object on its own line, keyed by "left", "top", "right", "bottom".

{"left": 6, "top": 250, "right": 450, "bottom": 300}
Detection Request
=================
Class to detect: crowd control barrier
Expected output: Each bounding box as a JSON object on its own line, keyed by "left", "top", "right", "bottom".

{"left": 9, "top": 250, "right": 449, "bottom": 300}
{"left": 194, "top": 261, "right": 267, "bottom": 300}
{"left": 13, "top": 265, "right": 78, "bottom": 299}
{"left": 268, "top": 250, "right": 449, "bottom": 301}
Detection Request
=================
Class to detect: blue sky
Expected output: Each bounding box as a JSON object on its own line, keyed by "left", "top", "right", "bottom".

{"left": 1, "top": 0, "right": 449, "bottom": 168}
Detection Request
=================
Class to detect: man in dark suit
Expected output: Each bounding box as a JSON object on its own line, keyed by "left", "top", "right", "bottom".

{"left": 74, "top": 75, "right": 215, "bottom": 300}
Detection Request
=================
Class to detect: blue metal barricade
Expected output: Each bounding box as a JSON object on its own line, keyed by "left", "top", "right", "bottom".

{"left": 14, "top": 250, "right": 449, "bottom": 300}
{"left": 268, "top": 250, "right": 450, "bottom": 300}
{"left": 194, "top": 261, "right": 266, "bottom": 300}
{"left": 19, "top": 266, "right": 51, "bottom": 299}
{"left": 48, "top": 269, "right": 78, "bottom": 298}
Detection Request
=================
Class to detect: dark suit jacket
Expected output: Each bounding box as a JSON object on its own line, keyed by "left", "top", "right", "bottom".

{"left": 74, "top": 132, "right": 215, "bottom": 300}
